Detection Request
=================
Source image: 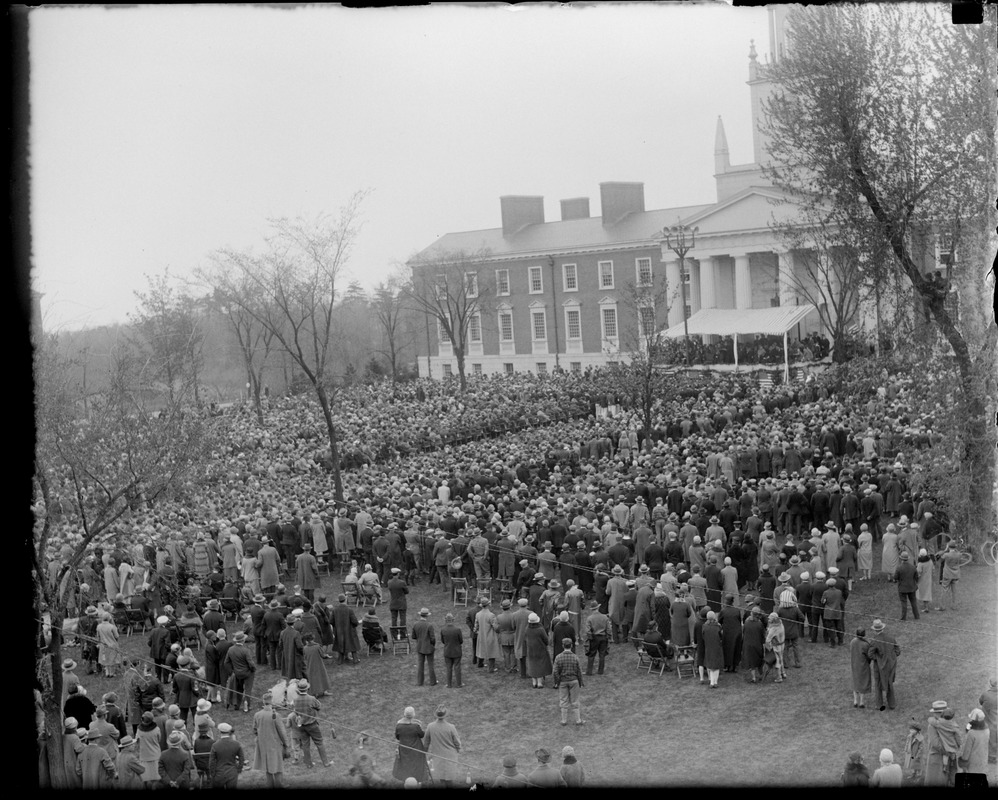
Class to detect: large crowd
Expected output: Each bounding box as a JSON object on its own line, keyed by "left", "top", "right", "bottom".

{"left": 38, "top": 350, "right": 996, "bottom": 788}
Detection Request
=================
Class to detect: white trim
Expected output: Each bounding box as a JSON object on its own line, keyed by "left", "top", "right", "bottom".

{"left": 562, "top": 262, "right": 579, "bottom": 292}
{"left": 495, "top": 268, "right": 510, "bottom": 296}
{"left": 464, "top": 272, "right": 479, "bottom": 298}
{"left": 599, "top": 299, "right": 619, "bottom": 353}
{"left": 528, "top": 265, "right": 544, "bottom": 294}
{"left": 497, "top": 308, "right": 515, "bottom": 355}
{"left": 598, "top": 260, "right": 615, "bottom": 290}
{"left": 564, "top": 305, "right": 583, "bottom": 354}
{"left": 635, "top": 256, "right": 653, "bottom": 288}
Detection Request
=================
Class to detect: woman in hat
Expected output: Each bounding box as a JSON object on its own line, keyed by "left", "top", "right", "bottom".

{"left": 856, "top": 524, "right": 873, "bottom": 581}
{"left": 958, "top": 709, "right": 990, "bottom": 776}
{"left": 849, "top": 628, "right": 871, "bottom": 709}
{"left": 493, "top": 755, "right": 528, "bottom": 788}
{"left": 422, "top": 706, "right": 463, "bottom": 788}
{"left": 62, "top": 718, "right": 85, "bottom": 789}
{"left": 880, "top": 524, "right": 900, "bottom": 581}
{"left": 135, "top": 711, "right": 162, "bottom": 787}
{"left": 302, "top": 633, "right": 331, "bottom": 696}
{"left": 924, "top": 702, "right": 963, "bottom": 786}
{"left": 702, "top": 610, "right": 724, "bottom": 687}
{"left": 560, "top": 745, "right": 585, "bottom": 787}
{"left": 61, "top": 658, "right": 81, "bottom": 707}
{"left": 836, "top": 533, "right": 857, "bottom": 591}
{"left": 393, "top": 706, "right": 429, "bottom": 784}
{"left": 915, "top": 548, "right": 934, "bottom": 614}
{"left": 669, "top": 585, "right": 692, "bottom": 648}
{"left": 524, "top": 613, "right": 553, "bottom": 688}
{"left": 77, "top": 727, "right": 118, "bottom": 788}
{"left": 741, "top": 607, "right": 766, "bottom": 683}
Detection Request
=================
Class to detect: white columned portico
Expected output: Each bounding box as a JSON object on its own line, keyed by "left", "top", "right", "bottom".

{"left": 699, "top": 257, "right": 717, "bottom": 309}
{"left": 775, "top": 250, "right": 798, "bottom": 307}
{"left": 734, "top": 253, "right": 753, "bottom": 309}
{"left": 664, "top": 258, "right": 683, "bottom": 326}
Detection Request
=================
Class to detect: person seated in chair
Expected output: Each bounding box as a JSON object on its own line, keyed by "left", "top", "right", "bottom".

{"left": 358, "top": 564, "right": 383, "bottom": 603}
{"left": 178, "top": 607, "right": 204, "bottom": 649}
{"left": 641, "top": 621, "right": 670, "bottom": 665}
{"left": 360, "top": 609, "right": 388, "bottom": 652}
{"left": 206, "top": 569, "right": 225, "bottom": 596}
{"left": 220, "top": 580, "right": 241, "bottom": 612}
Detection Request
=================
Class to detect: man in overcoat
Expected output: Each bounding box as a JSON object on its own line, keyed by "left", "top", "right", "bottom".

{"left": 331, "top": 594, "right": 360, "bottom": 665}
{"left": 412, "top": 608, "right": 438, "bottom": 686}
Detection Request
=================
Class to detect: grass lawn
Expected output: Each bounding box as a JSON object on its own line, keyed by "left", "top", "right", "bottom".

{"left": 75, "top": 550, "right": 997, "bottom": 787}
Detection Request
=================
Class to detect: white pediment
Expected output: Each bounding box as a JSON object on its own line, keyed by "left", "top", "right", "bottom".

{"left": 682, "top": 187, "right": 804, "bottom": 234}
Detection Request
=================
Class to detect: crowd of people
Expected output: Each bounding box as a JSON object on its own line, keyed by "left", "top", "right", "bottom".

{"left": 38, "top": 348, "right": 994, "bottom": 787}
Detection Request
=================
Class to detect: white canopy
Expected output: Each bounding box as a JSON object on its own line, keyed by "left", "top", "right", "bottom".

{"left": 660, "top": 305, "right": 818, "bottom": 338}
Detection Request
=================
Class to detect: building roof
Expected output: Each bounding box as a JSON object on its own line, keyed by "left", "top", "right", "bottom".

{"left": 412, "top": 203, "right": 715, "bottom": 264}
{"left": 660, "top": 305, "right": 818, "bottom": 338}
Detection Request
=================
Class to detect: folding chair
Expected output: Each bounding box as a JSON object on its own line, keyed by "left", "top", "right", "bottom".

{"left": 498, "top": 580, "right": 515, "bottom": 605}
{"left": 674, "top": 645, "right": 696, "bottom": 679}
{"left": 112, "top": 607, "right": 131, "bottom": 636}
{"left": 341, "top": 582, "right": 361, "bottom": 607}
{"left": 636, "top": 643, "right": 653, "bottom": 672}
{"left": 642, "top": 641, "right": 668, "bottom": 676}
{"left": 476, "top": 579, "right": 492, "bottom": 604}
{"left": 362, "top": 622, "right": 385, "bottom": 656}
{"left": 389, "top": 626, "right": 411, "bottom": 655}
{"left": 337, "top": 552, "right": 352, "bottom": 576}
{"left": 359, "top": 586, "right": 380, "bottom": 609}
{"left": 316, "top": 556, "right": 330, "bottom": 578}
{"left": 452, "top": 578, "right": 469, "bottom": 607}
{"left": 220, "top": 598, "right": 241, "bottom": 621}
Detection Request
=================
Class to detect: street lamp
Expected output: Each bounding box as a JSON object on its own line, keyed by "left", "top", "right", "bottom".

{"left": 661, "top": 222, "right": 699, "bottom": 365}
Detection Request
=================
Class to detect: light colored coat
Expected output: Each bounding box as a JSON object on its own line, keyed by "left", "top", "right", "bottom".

{"left": 252, "top": 706, "right": 289, "bottom": 774}
{"left": 474, "top": 607, "right": 502, "bottom": 661}
{"left": 423, "top": 718, "right": 462, "bottom": 783}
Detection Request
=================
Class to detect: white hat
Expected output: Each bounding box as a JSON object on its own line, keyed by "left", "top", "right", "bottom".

{"left": 157, "top": 615, "right": 169, "bottom": 624}
{"left": 879, "top": 749, "right": 894, "bottom": 764}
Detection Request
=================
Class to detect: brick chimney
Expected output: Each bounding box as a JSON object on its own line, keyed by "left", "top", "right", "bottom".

{"left": 500, "top": 195, "right": 545, "bottom": 237}
{"left": 560, "top": 197, "right": 590, "bottom": 221}
{"left": 599, "top": 182, "right": 645, "bottom": 226}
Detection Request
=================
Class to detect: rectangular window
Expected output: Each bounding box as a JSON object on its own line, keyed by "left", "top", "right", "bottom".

{"left": 435, "top": 274, "right": 447, "bottom": 300}
{"left": 496, "top": 269, "right": 510, "bottom": 296}
{"left": 636, "top": 258, "right": 653, "bottom": 287}
{"left": 536, "top": 362, "right": 548, "bottom": 375}
{"left": 465, "top": 272, "right": 479, "bottom": 298}
{"left": 442, "top": 363, "right": 453, "bottom": 377}
{"left": 563, "top": 263, "right": 578, "bottom": 291}
{"left": 599, "top": 261, "right": 614, "bottom": 289}
{"left": 468, "top": 313, "right": 482, "bottom": 343}
{"left": 504, "top": 363, "right": 514, "bottom": 375}
{"left": 499, "top": 312, "right": 513, "bottom": 342}
{"left": 566, "top": 308, "right": 581, "bottom": 339}
{"left": 640, "top": 306, "right": 656, "bottom": 337}
{"left": 602, "top": 307, "right": 618, "bottom": 338}
{"left": 570, "top": 362, "right": 582, "bottom": 374}
{"left": 472, "top": 363, "right": 482, "bottom": 376}
{"left": 682, "top": 265, "right": 691, "bottom": 284}
{"left": 438, "top": 319, "right": 450, "bottom": 343}
{"left": 529, "top": 266, "right": 543, "bottom": 294}
{"left": 532, "top": 310, "right": 546, "bottom": 341}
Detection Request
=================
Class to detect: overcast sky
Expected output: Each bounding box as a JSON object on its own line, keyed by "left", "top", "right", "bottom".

{"left": 29, "top": 2, "right": 771, "bottom": 333}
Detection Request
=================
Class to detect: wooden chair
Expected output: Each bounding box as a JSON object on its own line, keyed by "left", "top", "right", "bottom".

{"left": 498, "top": 580, "right": 515, "bottom": 605}
{"left": 389, "top": 625, "right": 410, "bottom": 655}
{"left": 112, "top": 607, "right": 131, "bottom": 636}
{"left": 640, "top": 640, "right": 669, "bottom": 676}
{"left": 359, "top": 585, "right": 380, "bottom": 609}
{"left": 316, "top": 556, "right": 330, "bottom": 577}
{"left": 674, "top": 644, "right": 696, "bottom": 679}
{"left": 476, "top": 579, "right": 492, "bottom": 604}
{"left": 337, "top": 553, "right": 353, "bottom": 576}
{"left": 341, "top": 581, "right": 361, "bottom": 607}
{"left": 452, "top": 578, "right": 469, "bottom": 607}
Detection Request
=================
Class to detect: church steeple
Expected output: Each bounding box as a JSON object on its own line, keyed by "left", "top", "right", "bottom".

{"left": 714, "top": 115, "right": 730, "bottom": 175}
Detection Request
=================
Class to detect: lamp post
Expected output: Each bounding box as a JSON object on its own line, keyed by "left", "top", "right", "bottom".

{"left": 661, "top": 223, "right": 699, "bottom": 365}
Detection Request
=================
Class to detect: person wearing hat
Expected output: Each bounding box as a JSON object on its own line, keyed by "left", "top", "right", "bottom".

{"left": 224, "top": 631, "right": 257, "bottom": 713}
{"left": 819, "top": 576, "right": 844, "bottom": 648}
{"left": 158, "top": 729, "right": 194, "bottom": 789}
{"left": 527, "top": 746, "right": 566, "bottom": 787}
{"left": 904, "top": 719, "right": 925, "bottom": 781}
{"left": 865, "top": 619, "right": 901, "bottom": 711}
{"left": 762, "top": 611, "right": 786, "bottom": 683}
{"left": 61, "top": 658, "right": 81, "bottom": 707}
{"left": 76, "top": 726, "right": 118, "bottom": 788}
{"left": 495, "top": 598, "right": 517, "bottom": 673}
{"left": 192, "top": 698, "right": 215, "bottom": 740}
{"left": 192, "top": 718, "right": 215, "bottom": 788}
{"left": 524, "top": 612, "right": 553, "bottom": 688}
{"left": 292, "top": 680, "right": 333, "bottom": 769}
{"left": 294, "top": 543, "right": 321, "bottom": 603}
{"left": 411, "top": 608, "right": 438, "bottom": 686}
{"left": 394, "top": 707, "right": 430, "bottom": 783}
{"left": 473, "top": 597, "right": 501, "bottom": 673}
{"left": 115, "top": 731, "right": 145, "bottom": 790}
{"left": 149, "top": 615, "right": 174, "bottom": 683}
{"left": 62, "top": 717, "right": 86, "bottom": 789}
{"left": 936, "top": 540, "right": 963, "bottom": 612}
{"left": 385, "top": 566, "right": 409, "bottom": 629}
{"left": 924, "top": 701, "right": 962, "bottom": 786}
{"left": 605, "top": 565, "right": 628, "bottom": 644}
{"left": 332, "top": 593, "right": 361, "bottom": 665}
{"left": 172, "top": 654, "right": 199, "bottom": 725}
{"left": 439, "top": 612, "right": 466, "bottom": 688}
{"left": 493, "top": 754, "right": 528, "bottom": 788}
{"left": 959, "top": 708, "right": 990, "bottom": 776}
{"left": 205, "top": 721, "right": 245, "bottom": 788}
{"left": 511, "top": 598, "right": 532, "bottom": 679}
{"left": 422, "top": 706, "right": 462, "bottom": 787}
{"left": 252, "top": 691, "right": 289, "bottom": 787}
{"left": 881, "top": 523, "right": 900, "bottom": 582}
{"left": 895, "top": 550, "right": 920, "bottom": 620}
{"left": 258, "top": 535, "right": 282, "bottom": 599}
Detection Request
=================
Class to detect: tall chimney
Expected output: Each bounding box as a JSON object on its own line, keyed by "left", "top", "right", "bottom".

{"left": 560, "top": 198, "right": 590, "bottom": 221}
{"left": 500, "top": 196, "right": 545, "bottom": 237}
{"left": 599, "top": 182, "right": 645, "bottom": 226}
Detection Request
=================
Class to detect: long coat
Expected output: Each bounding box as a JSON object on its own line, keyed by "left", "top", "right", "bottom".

{"left": 116, "top": 746, "right": 146, "bottom": 789}
{"left": 670, "top": 599, "right": 692, "bottom": 648}
{"left": 63, "top": 732, "right": 85, "bottom": 789}
{"left": 136, "top": 723, "right": 162, "bottom": 782}
{"left": 880, "top": 532, "right": 900, "bottom": 576}
{"left": 314, "top": 603, "right": 335, "bottom": 647}
{"left": 97, "top": 619, "right": 122, "bottom": 667}
{"left": 718, "top": 605, "right": 742, "bottom": 670}
{"left": 741, "top": 616, "right": 765, "bottom": 670}
{"left": 474, "top": 608, "right": 501, "bottom": 661}
{"left": 393, "top": 720, "right": 429, "bottom": 782}
{"left": 606, "top": 576, "right": 628, "bottom": 625}
{"left": 332, "top": 603, "right": 360, "bottom": 654}
{"left": 632, "top": 585, "right": 655, "bottom": 635}
{"left": 257, "top": 545, "right": 281, "bottom": 589}
{"left": 857, "top": 532, "right": 874, "bottom": 571}
{"left": 303, "top": 643, "right": 330, "bottom": 695}
{"left": 422, "top": 718, "right": 462, "bottom": 783}
{"left": 279, "top": 627, "right": 304, "bottom": 680}
{"left": 524, "top": 624, "right": 552, "bottom": 678}
{"left": 511, "top": 607, "right": 531, "bottom": 660}
{"left": 702, "top": 620, "right": 724, "bottom": 670}
{"left": 295, "top": 553, "right": 320, "bottom": 591}
{"left": 252, "top": 707, "right": 288, "bottom": 775}
{"left": 916, "top": 558, "right": 934, "bottom": 602}
{"left": 77, "top": 741, "right": 116, "bottom": 789}
{"left": 850, "top": 637, "right": 872, "bottom": 693}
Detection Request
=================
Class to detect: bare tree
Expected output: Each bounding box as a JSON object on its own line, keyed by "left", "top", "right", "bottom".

{"left": 404, "top": 249, "right": 493, "bottom": 391}
{"left": 33, "top": 336, "right": 216, "bottom": 787}
{"left": 371, "top": 272, "right": 410, "bottom": 384}
{"left": 209, "top": 192, "right": 367, "bottom": 501}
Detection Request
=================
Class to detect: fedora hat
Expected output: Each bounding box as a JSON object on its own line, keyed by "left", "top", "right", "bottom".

{"left": 871, "top": 619, "right": 885, "bottom": 632}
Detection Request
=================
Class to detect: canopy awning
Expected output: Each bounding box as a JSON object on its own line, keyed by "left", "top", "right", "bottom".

{"left": 660, "top": 305, "right": 817, "bottom": 338}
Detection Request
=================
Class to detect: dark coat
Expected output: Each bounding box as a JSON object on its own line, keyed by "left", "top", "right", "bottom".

{"left": 411, "top": 619, "right": 436, "bottom": 655}
{"left": 208, "top": 737, "right": 246, "bottom": 786}
{"left": 741, "top": 616, "right": 765, "bottom": 670}
{"left": 393, "top": 720, "right": 428, "bottom": 782}
{"left": 172, "top": 670, "right": 198, "bottom": 708}
{"left": 225, "top": 643, "right": 256, "bottom": 679}
{"left": 524, "top": 624, "right": 552, "bottom": 678}
{"left": 718, "top": 605, "right": 742, "bottom": 669}
{"left": 702, "top": 620, "right": 724, "bottom": 670}
{"left": 440, "top": 623, "right": 463, "bottom": 659}
{"left": 279, "top": 628, "right": 304, "bottom": 679}
{"left": 670, "top": 599, "right": 692, "bottom": 648}
{"left": 332, "top": 603, "right": 360, "bottom": 654}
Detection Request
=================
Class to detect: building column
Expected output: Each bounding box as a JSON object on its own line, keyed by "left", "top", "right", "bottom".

{"left": 699, "top": 257, "right": 717, "bottom": 309}
{"left": 775, "top": 250, "right": 797, "bottom": 307}
{"left": 664, "top": 258, "right": 683, "bottom": 327}
{"left": 734, "top": 253, "right": 753, "bottom": 309}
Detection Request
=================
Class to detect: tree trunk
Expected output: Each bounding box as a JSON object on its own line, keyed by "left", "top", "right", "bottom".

{"left": 251, "top": 370, "right": 265, "bottom": 425}
{"left": 315, "top": 383, "right": 344, "bottom": 502}
{"left": 455, "top": 345, "right": 467, "bottom": 392}
{"left": 37, "top": 594, "right": 66, "bottom": 789}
